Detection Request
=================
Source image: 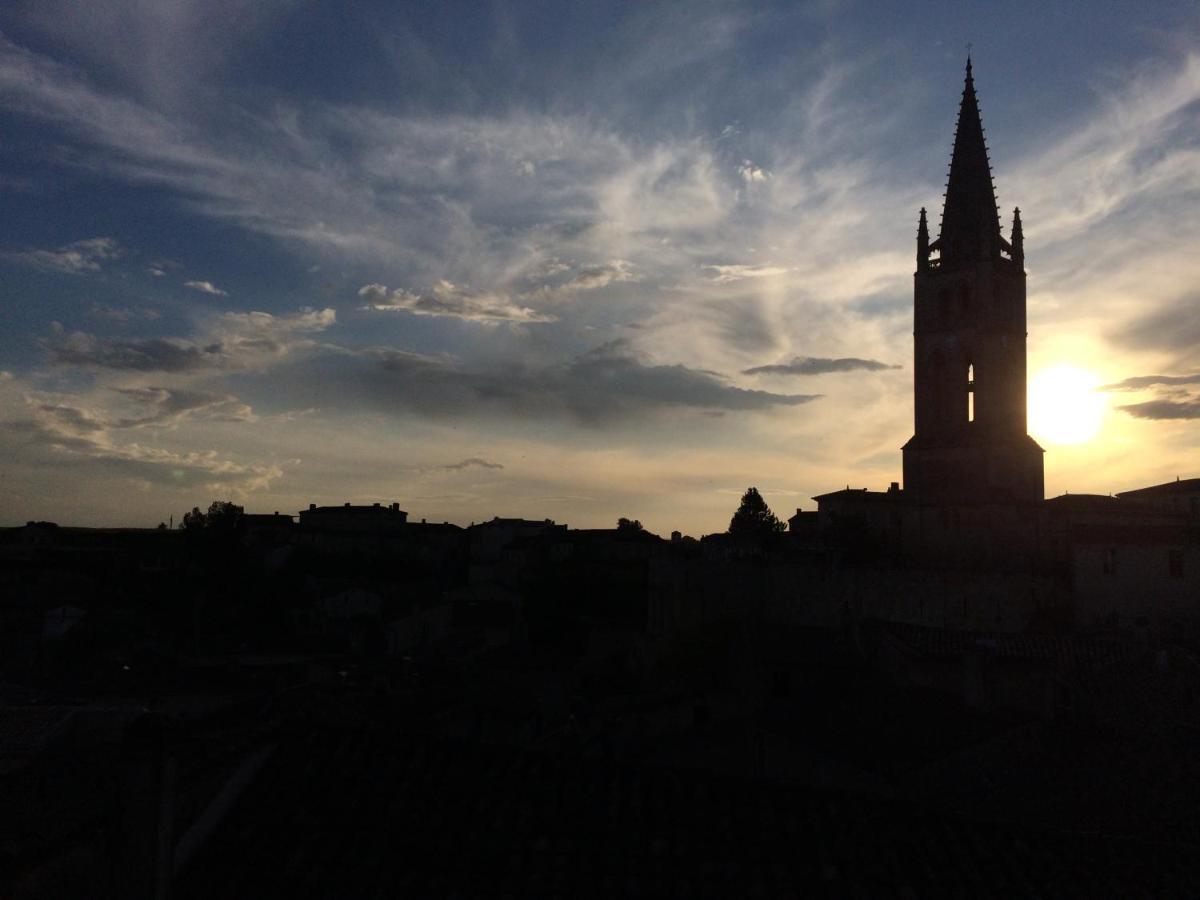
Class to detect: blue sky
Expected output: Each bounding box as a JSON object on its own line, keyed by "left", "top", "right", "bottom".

{"left": 2, "top": 0, "right": 1199, "bottom": 532}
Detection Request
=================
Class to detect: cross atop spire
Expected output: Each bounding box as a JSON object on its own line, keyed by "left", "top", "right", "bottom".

{"left": 936, "top": 56, "right": 1002, "bottom": 264}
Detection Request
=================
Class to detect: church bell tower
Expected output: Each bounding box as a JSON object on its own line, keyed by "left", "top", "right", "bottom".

{"left": 901, "top": 58, "right": 1044, "bottom": 504}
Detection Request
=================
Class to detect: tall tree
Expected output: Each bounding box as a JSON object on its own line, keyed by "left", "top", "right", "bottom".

{"left": 728, "top": 487, "right": 785, "bottom": 538}
{"left": 180, "top": 500, "right": 244, "bottom": 531}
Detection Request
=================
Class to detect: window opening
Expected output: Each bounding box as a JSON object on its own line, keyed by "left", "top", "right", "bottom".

{"left": 967, "top": 363, "right": 975, "bottom": 422}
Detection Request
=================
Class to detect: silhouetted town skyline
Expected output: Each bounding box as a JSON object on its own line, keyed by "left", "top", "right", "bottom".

{"left": 3, "top": 9, "right": 1200, "bottom": 898}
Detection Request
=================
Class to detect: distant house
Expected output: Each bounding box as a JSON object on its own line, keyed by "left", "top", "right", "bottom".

{"left": 239, "top": 512, "right": 295, "bottom": 545}
{"left": 298, "top": 502, "right": 408, "bottom": 533}
{"left": 466, "top": 517, "right": 566, "bottom": 585}
{"left": 1116, "top": 477, "right": 1200, "bottom": 518}
{"left": 786, "top": 507, "right": 819, "bottom": 540}
{"left": 295, "top": 502, "right": 465, "bottom": 570}
{"left": 1047, "top": 486, "right": 1199, "bottom": 629}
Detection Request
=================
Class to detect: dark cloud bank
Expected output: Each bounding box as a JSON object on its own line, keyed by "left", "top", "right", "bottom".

{"left": 742, "top": 356, "right": 899, "bottom": 376}
{"left": 362, "top": 342, "right": 821, "bottom": 424}
{"left": 1118, "top": 397, "right": 1200, "bottom": 420}
{"left": 1101, "top": 372, "right": 1200, "bottom": 420}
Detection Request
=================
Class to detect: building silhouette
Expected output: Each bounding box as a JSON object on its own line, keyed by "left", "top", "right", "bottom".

{"left": 3, "top": 58, "right": 1200, "bottom": 900}
{"left": 903, "top": 56, "right": 1044, "bottom": 504}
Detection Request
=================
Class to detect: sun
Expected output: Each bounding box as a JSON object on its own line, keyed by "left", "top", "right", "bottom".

{"left": 1028, "top": 364, "right": 1107, "bottom": 445}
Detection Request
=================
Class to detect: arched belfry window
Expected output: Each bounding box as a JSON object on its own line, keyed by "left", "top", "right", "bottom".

{"left": 967, "top": 363, "right": 975, "bottom": 422}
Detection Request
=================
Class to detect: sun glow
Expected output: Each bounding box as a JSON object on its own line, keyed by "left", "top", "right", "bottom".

{"left": 1028, "top": 364, "right": 1107, "bottom": 446}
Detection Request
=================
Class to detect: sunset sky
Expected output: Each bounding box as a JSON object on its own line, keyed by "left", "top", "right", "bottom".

{"left": 2, "top": 1, "right": 1198, "bottom": 534}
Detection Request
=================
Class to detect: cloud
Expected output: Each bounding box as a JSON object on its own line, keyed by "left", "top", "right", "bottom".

{"left": 346, "top": 339, "right": 820, "bottom": 425}
{"left": 8, "top": 237, "right": 120, "bottom": 273}
{"left": 742, "top": 356, "right": 900, "bottom": 376}
{"left": 358, "top": 281, "right": 556, "bottom": 323}
{"left": 110, "top": 387, "right": 256, "bottom": 427}
{"left": 359, "top": 260, "right": 635, "bottom": 324}
{"left": 44, "top": 307, "right": 336, "bottom": 372}
{"left": 738, "top": 160, "right": 769, "bottom": 183}
{"left": 146, "top": 258, "right": 179, "bottom": 278}
{"left": 1111, "top": 295, "right": 1200, "bottom": 356}
{"left": 1007, "top": 55, "right": 1200, "bottom": 248}
{"left": 522, "top": 259, "right": 637, "bottom": 304}
{"left": 1118, "top": 397, "right": 1200, "bottom": 420}
{"left": 1099, "top": 373, "right": 1200, "bottom": 392}
{"left": 15, "top": 392, "right": 280, "bottom": 491}
{"left": 45, "top": 333, "right": 220, "bottom": 372}
{"left": 439, "top": 458, "right": 504, "bottom": 471}
{"left": 1099, "top": 372, "right": 1200, "bottom": 421}
{"left": 703, "top": 264, "right": 788, "bottom": 284}
{"left": 30, "top": 387, "right": 255, "bottom": 433}
{"left": 90, "top": 303, "right": 161, "bottom": 323}
{"left": 183, "top": 279, "right": 228, "bottom": 296}
{"left": 6, "top": 0, "right": 295, "bottom": 109}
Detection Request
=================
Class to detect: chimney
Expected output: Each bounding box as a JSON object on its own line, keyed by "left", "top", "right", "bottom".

{"left": 373, "top": 502, "right": 380, "bottom": 508}
{"left": 308, "top": 503, "right": 316, "bottom": 511}
{"left": 344, "top": 502, "right": 351, "bottom": 507}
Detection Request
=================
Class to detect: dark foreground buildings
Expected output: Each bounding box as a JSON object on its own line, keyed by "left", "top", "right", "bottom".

{"left": 2, "top": 60, "right": 1199, "bottom": 898}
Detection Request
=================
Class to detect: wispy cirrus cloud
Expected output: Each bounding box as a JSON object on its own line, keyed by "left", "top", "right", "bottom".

{"left": 44, "top": 307, "right": 336, "bottom": 372}
{"left": 358, "top": 281, "right": 555, "bottom": 323}
{"left": 1109, "top": 294, "right": 1200, "bottom": 357}
{"left": 7, "top": 237, "right": 121, "bottom": 273}
{"left": 525, "top": 260, "right": 637, "bottom": 301}
{"left": 90, "top": 303, "right": 161, "bottom": 323}
{"left": 110, "top": 386, "right": 256, "bottom": 427}
{"left": 359, "top": 260, "right": 636, "bottom": 323}
{"left": 702, "top": 264, "right": 789, "bottom": 284}
{"left": 33, "top": 387, "right": 253, "bottom": 433}
{"left": 4, "top": 385, "right": 281, "bottom": 494}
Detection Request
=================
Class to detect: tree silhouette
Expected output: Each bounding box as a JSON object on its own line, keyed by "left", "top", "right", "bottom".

{"left": 728, "top": 487, "right": 785, "bottom": 539}
{"left": 181, "top": 500, "right": 244, "bottom": 531}
{"left": 617, "top": 517, "right": 644, "bottom": 532}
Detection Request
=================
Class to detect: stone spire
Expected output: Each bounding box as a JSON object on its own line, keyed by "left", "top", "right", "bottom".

{"left": 1010, "top": 206, "right": 1024, "bottom": 267}
{"left": 936, "top": 56, "right": 1002, "bottom": 264}
{"left": 916, "top": 207, "right": 929, "bottom": 271}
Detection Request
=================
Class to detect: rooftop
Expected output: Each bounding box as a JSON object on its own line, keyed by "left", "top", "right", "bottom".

{"left": 1117, "top": 477, "right": 1200, "bottom": 499}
